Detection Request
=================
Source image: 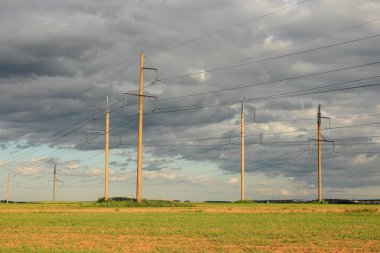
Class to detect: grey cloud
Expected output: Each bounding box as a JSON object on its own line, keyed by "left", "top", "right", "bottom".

{"left": 0, "top": 0, "right": 379, "bottom": 200}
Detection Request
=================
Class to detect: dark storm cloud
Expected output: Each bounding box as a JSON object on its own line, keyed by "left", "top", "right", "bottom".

{"left": 0, "top": 0, "right": 379, "bottom": 199}
{"left": 0, "top": 5, "right": 113, "bottom": 77}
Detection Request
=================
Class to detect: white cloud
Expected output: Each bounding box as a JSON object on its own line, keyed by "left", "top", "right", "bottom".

{"left": 261, "top": 35, "right": 291, "bottom": 51}
{"left": 290, "top": 61, "right": 319, "bottom": 74}
{"left": 87, "top": 168, "right": 102, "bottom": 176}
{"left": 186, "top": 68, "right": 211, "bottom": 82}
{"left": 352, "top": 154, "right": 377, "bottom": 165}
{"left": 110, "top": 175, "right": 129, "bottom": 182}
{"left": 14, "top": 167, "right": 40, "bottom": 176}
{"left": 31, "top": 156, "right": 51, "bottom": 163}
{"left": 280, "top": 188, "right": 290, "bottom": 196}
{"left": 144, "top": 169, "right": 177, "bottom": 181}
{"left": 227, "top": 177, "right": 239, "bottom": 185}
{"left": 64, "top": 163, "right": 80, "bottom": 170}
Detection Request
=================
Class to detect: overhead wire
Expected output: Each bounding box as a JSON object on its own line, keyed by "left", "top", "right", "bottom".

{"left": 155, "top": 61, "right": 379, "bottom": 103}
{"left": 148, "top": 0, "right": 312, "bottom": 57}
{"left": 158, "top": 34, "right": 379, "bottom": 81}
{"left": 5, "top": 21, "right": 378, "bottom": 170}
{"left": 6, "top": 80, "right": 379, "bottom": 192}
{"left": 5, "top": 16, "right": 377, "bottom": 201}
{"left": 140, "top": 80, "right": 380, "bottom": 115}
{"left": 220, "top": 18, "right": 380, "bottom": 66}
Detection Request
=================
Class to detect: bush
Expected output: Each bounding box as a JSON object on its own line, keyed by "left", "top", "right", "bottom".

{"left": 94, "top": 198, "right": 194, "bottom": 207}
{"left": 234, "top": 200, "right": 254, "bottom": 204}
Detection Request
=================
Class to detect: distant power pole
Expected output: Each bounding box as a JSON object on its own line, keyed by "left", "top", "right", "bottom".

{"left": 53, "top": 164, "right": 56, "bottom": 202}
{"left": 105, "top": 96, "right": 110, "bottom": 201}
{"left": 136, "top": 52, "right": 144, "bottom": 203}
{"left": 317, "top": 105, "right": 322, "bottom": 202}
{"left": 241, "top": 99, "right": 245, "bottom": 201}
{"left": 317, "top": 105, "right": 322, "bottom": 203}
{"left": 6, "top": 174, "right": 10, "bottom": 204}
{"left": 309, "top": 105, "right": 333, "bottom": 203}
{"left": 87, "top": 96, "right": 111, "bottom": 201}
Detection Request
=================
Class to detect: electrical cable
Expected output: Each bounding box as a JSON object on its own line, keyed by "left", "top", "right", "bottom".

{"left": 148, "top": 0, "right": 312, "bottom": 57}
{"left": 159, "top": 34, "right": 379, "bottom": 81}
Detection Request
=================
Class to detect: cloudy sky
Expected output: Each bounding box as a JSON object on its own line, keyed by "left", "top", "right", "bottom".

{"left": 0, "top": 0, "right": 379, "bottom": 202}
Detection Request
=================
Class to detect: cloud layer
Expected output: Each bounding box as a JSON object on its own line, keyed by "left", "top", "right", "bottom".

{"left": 0, "top": 0, "right": 379, "bottom": 201}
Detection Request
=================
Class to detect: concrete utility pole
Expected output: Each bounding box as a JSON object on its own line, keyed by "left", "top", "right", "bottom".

{"left": 241, "top": 99, "right": 245, "bottom": 201}
{"left": 87, "top": 96, "right": 110, "bottom": 200}
{"left": 133, "top": 52, "right": 158, "bottom": 203}
{"left": 311, "top": 104, "right": 333, "bottom": 203}
{"left": 53, "top": 164, "right": 56, "bottom": 202}
{"left": 105, "top": 96, "right": 110, "bottom": 201}
{"left": 317, "top": 105, "right": 322, "bottom": 203}
{"left": 6, "top": 174, "right": 9, "bottom": 203}
{"left": 136, "top": 52, "right": 144, "bottom": 203}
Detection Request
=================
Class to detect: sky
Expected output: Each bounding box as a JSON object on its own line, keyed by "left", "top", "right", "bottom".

{"left": 0, "top": 0, "right": 379, "bottom": 202}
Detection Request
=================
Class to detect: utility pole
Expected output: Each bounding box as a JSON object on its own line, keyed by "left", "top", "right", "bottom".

{"left": 241, "top": 99, "right": 245, "bottom": 201}
{"left": 136, "top": 52, "right": 144, "bottom": 203}
{"left": 53, "top": 164, "right": 56, "bottom": 202}
{"left": 6, "top": 174, "right": 9, "bottom": 204}
{"left": 309, "top": 105, "right": 332, "bottom": 203}
{"left": 129, "top": 52, "right": 158, "bottom": 203}
{"left": 122, "top": 52, "right": 158, "bottom": 203}
{"left": 87, "top": 96, "right": 111, "bottom": 201}
{"left": 105, "top": 96, "right": 110, "bottom": 201}
{"left": 317, "top": 105, "right": 322, "bottom": 203}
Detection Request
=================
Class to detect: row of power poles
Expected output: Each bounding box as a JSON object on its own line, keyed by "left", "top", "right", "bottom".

{"left": 72, "top": 52, "right": 329, "bottom": 204}
{"left": 4, "top": 167, "right": 61, "bottom": 203}
{"left": 239, "top": 103, "right": 331, "bottom": 202}
{"left": 94, "top": 52, "right": 154, "bottom": 203}
{"left": 2, "top": 55, "right": 329, "bottom": 204}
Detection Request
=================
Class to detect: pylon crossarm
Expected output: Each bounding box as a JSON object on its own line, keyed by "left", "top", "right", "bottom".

{"left": 321, "top": 116, "right": 331, "bottom": 128}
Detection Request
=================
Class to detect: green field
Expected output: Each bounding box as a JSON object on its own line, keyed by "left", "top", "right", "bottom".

{"left": 0, "top": 203, "right": 379, "bottom": 252}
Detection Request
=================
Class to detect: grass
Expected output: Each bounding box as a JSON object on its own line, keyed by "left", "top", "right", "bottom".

{"left": 0, "top": 202, "right": 379, "bottom": 252}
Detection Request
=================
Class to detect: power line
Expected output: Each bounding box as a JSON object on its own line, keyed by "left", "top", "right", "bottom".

{"left": 150, "top": 17, "right": 379, "bottom": 87}
{"left": 10, "top": 117, "right": 379, "bottom": 198}
{"left": 144, "top": 81, "right": 380, "bottom": 114}
{"left": 243, "top": 81, "right": 380, "bottom": 103}
{"left": 127, "top": 113, "right": 377, "bottom": 143}
{"left": 152, "top": 61, "right": 378, "bottom": 103}
{"left": 148, "top": 0, "right": 312, "bottom": 57}
{"left": 159, "top": 34, "right": 379, "bottom": 81}
{"left": 7, "top": 38, "right": 377, "bottom": 164}
{"left": 6, "top": 106, "right": 139, "bottom": 173}
{"left": 223, "top": 18, "right": 380, "bottom": 66}
{"left": 6, "top": 81, "right": 378, "bottom": 182}
{"left": 141, "top": 150, "right": 311, "bottom": 188}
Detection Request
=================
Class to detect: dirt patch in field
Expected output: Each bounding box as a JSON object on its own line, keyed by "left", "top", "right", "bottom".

{"left": 0, "top": 230, "right": 219, "bottom": 253}
{"left": 1, "top": 232, "right": 156, "bottom": 252}
{"left": 1, "top": 223, "right": 379, "bottom": 253}
{"left": 255, "top": 239, "right": 379, "bottom": 253}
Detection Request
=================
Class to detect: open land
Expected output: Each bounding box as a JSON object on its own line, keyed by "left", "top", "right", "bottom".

{"left": 0, "top": 203, "right": 379, "bottom": 252}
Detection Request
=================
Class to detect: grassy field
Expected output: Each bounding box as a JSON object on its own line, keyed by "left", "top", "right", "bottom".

{"left": 0, "top": 202, "right": 379, "bottom": 252}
